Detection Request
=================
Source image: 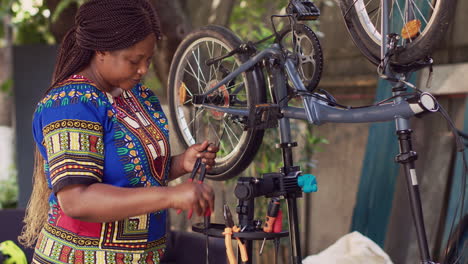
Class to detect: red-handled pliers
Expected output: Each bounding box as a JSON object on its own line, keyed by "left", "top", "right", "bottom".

{"left": 177, "top": 156, "right": 211, "bottom": 218}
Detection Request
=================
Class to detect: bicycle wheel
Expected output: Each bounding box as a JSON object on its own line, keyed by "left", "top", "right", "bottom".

{"left": 339, "top": 0, "right": 454, "bottom": 66}
{"left": 168, "top": 25, "right": 266, "bottom": 181}
{"left": 279, "top": 23, "right": 323, "bottom": 92}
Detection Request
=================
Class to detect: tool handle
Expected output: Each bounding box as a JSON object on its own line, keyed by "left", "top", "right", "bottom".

{"left": 263, "top": 198, "right": 280, "bottom": 233}
{"left": 231, "top": 226, "right": 248, "bottom": 262}
{"left": 263, "top": 216, "right": 277, "bottom": 233}
{"left": 236, "top": 238, "right": 249, "bottom": 262}
{"left": 273, "top": 209, "right": 283, "bottom": 233}
{"left": 223, "top": 228, "right": 236, "bottom": 264}
{"left": 176, "top": 178, "right": 194, "bottom": 215}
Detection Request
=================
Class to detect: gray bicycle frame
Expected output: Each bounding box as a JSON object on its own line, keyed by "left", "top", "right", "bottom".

{"left": 200, "top": 44, "right": 425, "bottom": 125}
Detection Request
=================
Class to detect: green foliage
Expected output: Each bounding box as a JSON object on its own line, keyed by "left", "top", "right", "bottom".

{"left": 0, "top": 78, "right": 13, "bottom": 96}
{"left": 229, "top": 0, "right": 288, "bottom": 41}
{"left": 228, "top": 0, "right": 333, "bottom": 42}
{"left": 12, "top": 1, "right": 54, "bottom": 44}
{"left": 51, "top": 0, "right": 85, "bottom": 22}
{"left": 0, "top": 167, "right": 18, "bottom": 209}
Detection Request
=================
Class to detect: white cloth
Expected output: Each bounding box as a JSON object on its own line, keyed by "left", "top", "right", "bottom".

{"left": 302, "top": 231, "right": 394, "bottom": 264}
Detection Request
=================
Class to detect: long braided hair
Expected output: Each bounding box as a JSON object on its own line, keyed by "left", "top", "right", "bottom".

{"left": 19, "top": 0, "right": 161, "bottom": 248}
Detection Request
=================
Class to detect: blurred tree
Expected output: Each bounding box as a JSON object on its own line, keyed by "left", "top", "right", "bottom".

{"left": 0, "top": 0, "right": 13, "bottom": 127}
{"left": 41, "top": 0, "right": 235, "bottom": 96}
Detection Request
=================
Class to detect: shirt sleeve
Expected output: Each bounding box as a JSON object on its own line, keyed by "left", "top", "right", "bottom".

{"left": 36, "top": 96, "right": 107, "bottom": 194}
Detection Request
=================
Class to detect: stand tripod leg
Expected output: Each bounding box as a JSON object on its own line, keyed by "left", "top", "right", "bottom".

{"left": 396, "top": 129, "right": 432, "bottom": 262}
{"left": 286, "top": 196, "right": 302, "bottom": 264}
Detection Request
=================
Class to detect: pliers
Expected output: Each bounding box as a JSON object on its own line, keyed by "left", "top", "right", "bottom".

{"left": 177, "top": 156, "right": 211, "bottom": 218}
{"left": 223, "top": 204, "right": 248, "bottom": 264}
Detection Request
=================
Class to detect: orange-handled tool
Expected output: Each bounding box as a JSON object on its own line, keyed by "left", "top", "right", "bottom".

{"left": 263, "top": 197, "right": 280, "bottom": 233}
{"left": 223, "top": 204, "right": 248, "bottom": 263}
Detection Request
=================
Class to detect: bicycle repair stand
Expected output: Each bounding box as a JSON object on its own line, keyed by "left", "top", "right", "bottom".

{"left": 192, "top": 117, "right": 317, "bottom": 264}
{"left": 193, "top": 170, "right": 307, "bottom": 264}
{"left": 380, "top": 1, "right": 435, "bottom": 262}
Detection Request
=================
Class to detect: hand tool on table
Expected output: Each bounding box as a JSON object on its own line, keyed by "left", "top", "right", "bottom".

{"left": 223, "top": 204, "right": 248, "bottom": 264}
{"left": 259, "top": 197, "right": 281, "bottom": 255}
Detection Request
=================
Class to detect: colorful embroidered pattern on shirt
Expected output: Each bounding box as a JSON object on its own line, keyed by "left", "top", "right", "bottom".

{"left": 43, "top": 119, "right": 104, "bottom": 190}
{"left": 36, "top": 77, "right": 108, "bottom": 113}
{"left": 110, "top": 89, "right": 169, "bottom": 186}
{"left": 32, "top": 229, "right": 165, "bottom": 264}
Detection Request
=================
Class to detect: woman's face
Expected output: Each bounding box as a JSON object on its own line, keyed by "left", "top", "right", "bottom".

{"left": 97, "top": 34, "right": 156, "bottom": 92}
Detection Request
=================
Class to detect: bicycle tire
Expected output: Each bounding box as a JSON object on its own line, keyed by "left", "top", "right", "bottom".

{"left": 339, "top": 0, "right": 454, "bottom": 66}
{"left": 167, "top": 25, "right": 266, "bottom": 181}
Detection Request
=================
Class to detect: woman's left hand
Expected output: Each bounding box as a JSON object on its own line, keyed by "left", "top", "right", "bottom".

{"left": 182, "top": 140, "right": 219, "bottom": 173}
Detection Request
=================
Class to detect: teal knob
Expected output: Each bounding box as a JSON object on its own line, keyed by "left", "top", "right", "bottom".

{"left": 297, "top": 174, "right": 318, "bottom": 193}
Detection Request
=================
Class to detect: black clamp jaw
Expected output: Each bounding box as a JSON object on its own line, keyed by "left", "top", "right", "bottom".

{"left": 234, "top": 172, "right": 303, "bottom": 202}
{"left": 286, "top": 0, "right": 320, "bottom": 21}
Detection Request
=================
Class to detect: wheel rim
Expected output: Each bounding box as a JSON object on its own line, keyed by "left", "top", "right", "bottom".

{"left": 173, "top": 37, "right": 251, "bottom": 168}
{"left": 354, "top": 0, "right": 441, "bottom": 47}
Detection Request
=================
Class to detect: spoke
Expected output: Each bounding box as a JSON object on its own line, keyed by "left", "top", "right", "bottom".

{"left": 370, "top": 7, "right": 379, "bottom": 24}
{"left": 196, "top": 46, "right": 208, "bottom": 84}
{"left": 183, "top": 98, "right": 193, "bottom": 105}
{"left": 410, "top": 0, "right": 430, "bottom": 25}
{"left": 184, "top": 108, "right": 206, "bottom": 129}
{"left": 222, "top": 119, "right": 240, "bottom": 150}
{"left": 185, "top": 58, "right": 206, "bottom": 92}
{"left": 426, "top": 0, "right": 435, "bottom": 11}
{"left": 183, "top": 68, "right": 207, "bottom": 90}
{"left": 192, "top": 48, "right": 208, "bottom": 90}
{"left": 371, "top": 5, "right": 380, "bottom": 35}
{"left": 231, "top": 59, "right": 237, "bottom": 73}
{"left": 394, "top": 0, "right": 411, "bottom": 44}
{"left": 214, "top": 45, "right": 226, "bottom": 78}
{"left": 206, "top": 41, "right": 214, "bottom": 82}
{"left": 207, "top": 120, "right": 223, "bottom": 146}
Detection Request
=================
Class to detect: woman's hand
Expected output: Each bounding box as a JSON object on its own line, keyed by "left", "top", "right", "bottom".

{"left": 181, "top": 140, "right": 219, "bottom": 174}
{"left": 169, "top": 181, "right": 214, "bottom": 216}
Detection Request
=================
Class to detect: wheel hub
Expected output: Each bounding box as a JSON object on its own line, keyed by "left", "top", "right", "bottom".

{"left": 206, "top": 80, "right": 230, "bottom": 120}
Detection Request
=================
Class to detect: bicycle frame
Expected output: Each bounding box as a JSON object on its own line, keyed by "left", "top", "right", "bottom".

{"left": 199, "top": 44, "right": 430, "bottom": 125}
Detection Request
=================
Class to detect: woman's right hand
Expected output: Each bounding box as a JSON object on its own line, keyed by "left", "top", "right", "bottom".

{"left": 169, "top": 181, "right": 214, "bottom": 216}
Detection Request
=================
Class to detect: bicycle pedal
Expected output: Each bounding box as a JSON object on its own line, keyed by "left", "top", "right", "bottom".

{"left": 287, "top": 0, "right": 320, "bottom": 21}
{"left": 248, "top": 104, "right": 281, "bottom": 130}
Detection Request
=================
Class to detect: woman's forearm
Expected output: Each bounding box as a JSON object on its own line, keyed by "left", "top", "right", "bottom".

{"left": 168, "top": 154, "right": 189, "bottom": 181}
{"left": 57, "top": 183, "right": 174, "bottom": 223}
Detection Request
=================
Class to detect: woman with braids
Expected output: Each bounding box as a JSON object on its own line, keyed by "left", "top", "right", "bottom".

{"left": 18, "top": 0, "right": 217, "bottom": 263}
